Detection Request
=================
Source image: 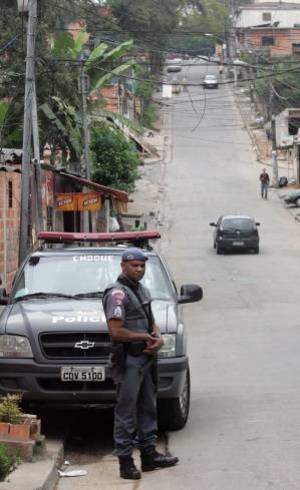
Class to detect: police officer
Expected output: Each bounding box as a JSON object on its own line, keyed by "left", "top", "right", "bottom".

{"left": 102, "top": 247, "right": 178, "bottom": 480}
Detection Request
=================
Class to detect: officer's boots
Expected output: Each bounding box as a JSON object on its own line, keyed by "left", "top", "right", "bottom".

{"left": 118, "top": 456, "right": 141, "bottom": 480}
{"left": 140, "top": 448, "right": 179, "bottom": 472}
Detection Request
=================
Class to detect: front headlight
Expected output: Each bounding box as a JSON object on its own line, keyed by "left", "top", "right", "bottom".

{"left": 158, "top": 334, "right": 176, "bottom": 358}
{"left": 0, "top": 335, "right": 33, "bottom": 358}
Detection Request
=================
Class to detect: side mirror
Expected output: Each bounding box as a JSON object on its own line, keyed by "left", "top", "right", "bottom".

{"left": 178, "top": 284, "right": 203, "bottom": 304}
{"left": 256, "top": 222, "right": 260, "bottom": 226}
{"left": 209, "top": 222, "right": 216, "bottom": 227}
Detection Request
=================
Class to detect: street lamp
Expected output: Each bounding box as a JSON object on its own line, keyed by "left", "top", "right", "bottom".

{"left": 17, "top": 0, "right": 29, "bottom": 13}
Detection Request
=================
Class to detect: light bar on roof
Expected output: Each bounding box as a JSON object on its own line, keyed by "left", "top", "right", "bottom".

{"left": 38, "top": 231, "right": 161, "bottom": 243}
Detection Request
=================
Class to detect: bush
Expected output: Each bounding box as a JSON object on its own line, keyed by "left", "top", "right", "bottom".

{"left": 91, "top": 125, "right": 141, "bottom": 193}
{"left": 0, "top": 394, "right": 23, "bottom": 424}
{"left": 0, "top": 444, "right": 18, "bottom": 481}
{"left": 141, "top": 102, "right": 157, "bottom": 129}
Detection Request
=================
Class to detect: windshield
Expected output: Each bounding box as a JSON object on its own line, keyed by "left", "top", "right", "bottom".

{"left": 222, "top": 218, "right": 255, "bottom": 231}
{"left": 205, "top": 75, "right": 216, "bottom": 80}
{"left": 12, "top": 253, "right": 173, "bottom": 301}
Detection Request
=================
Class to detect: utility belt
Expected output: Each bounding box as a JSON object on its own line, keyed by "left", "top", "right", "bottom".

{"left": 125, "top": 341, "right": 146, "bottom": 357}
{"left": 109, "top": 341, "right": 146, "bottom": 362}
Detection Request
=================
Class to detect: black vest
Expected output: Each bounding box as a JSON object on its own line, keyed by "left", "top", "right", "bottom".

{"left": 104, "top": 279, "right": 152, "bottom": 334}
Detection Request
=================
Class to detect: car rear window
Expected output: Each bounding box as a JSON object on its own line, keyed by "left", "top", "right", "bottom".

{"left": 222, "top": 218, "right": 255, "bottom": 231}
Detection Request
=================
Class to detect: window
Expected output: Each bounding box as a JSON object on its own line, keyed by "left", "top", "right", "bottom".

{"left": 261, "top": 36, "right": 274, "bottom": 46}
{"left": 262, "top": 12, "right": 272, "bottom": 21}
{"left": 292, "top": 43, "right": 300, "bottom": 55}
{"left": 8, "top": 180, "right": 13, "bottom": 208}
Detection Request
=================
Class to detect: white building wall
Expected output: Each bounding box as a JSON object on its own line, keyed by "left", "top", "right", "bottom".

{"left": 236, "top": 9, "right": 300, "bottom": 28}
{"left": 255, "top": 0, "right": 300, "bottom": 3}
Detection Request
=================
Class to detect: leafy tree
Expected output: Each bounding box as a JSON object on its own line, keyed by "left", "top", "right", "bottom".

{"left": 91, "top": 125, "right": 141, "bottom": 192}
{"left": 39, "top": 30, "right": 134, "bottom": 159}
{"left": 172, "top": 0, "right": 229, "bottom": 54}
{"left": 108, "top": 0, "right": 204, "bottom": 73}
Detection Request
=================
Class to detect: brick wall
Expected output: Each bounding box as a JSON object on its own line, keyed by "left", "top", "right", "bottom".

{"left": 0, "top": 172, "right": 21, "bottom": 291}
{"left": 244, "top": 28, "right": 300, "bottom": 57}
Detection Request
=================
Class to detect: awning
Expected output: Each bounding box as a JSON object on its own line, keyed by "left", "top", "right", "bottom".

{"left": 40, "top": 163, "right": 128, "bottom": 203}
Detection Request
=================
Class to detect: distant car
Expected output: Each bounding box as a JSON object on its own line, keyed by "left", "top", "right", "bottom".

{"left": 284, "top": 190, "right": 300, "bottom": 206}
{"left": 210, "top": 215, "right": 260, "bottom": 254}
{"left": 167, "top": 65, "right": 182, "bottom": 73}
{"left": 202, "top": 74, "right": 218, "bottom": 89}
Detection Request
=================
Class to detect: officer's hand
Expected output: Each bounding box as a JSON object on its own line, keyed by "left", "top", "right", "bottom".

{"left": 143, "top": 336, "right": 164, "bottom": 355}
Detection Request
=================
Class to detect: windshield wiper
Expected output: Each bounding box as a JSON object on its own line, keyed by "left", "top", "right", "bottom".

{"left": 73, "top": 291, "right": 103, "bottom": 298}
{"left": 13, "top": 292, "right": 77, "bottom": 303}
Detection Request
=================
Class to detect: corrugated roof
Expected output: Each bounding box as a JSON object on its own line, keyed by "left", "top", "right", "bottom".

{"left": 40, "top": 163, "right": 128, "bottom": 203}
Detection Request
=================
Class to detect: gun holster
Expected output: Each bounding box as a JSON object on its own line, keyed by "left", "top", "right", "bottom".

{"left": 125, "top": 341, "right": 146, "bottom": 357}
{"left": 109, "top": 343, "right": 126, "bottom": 383}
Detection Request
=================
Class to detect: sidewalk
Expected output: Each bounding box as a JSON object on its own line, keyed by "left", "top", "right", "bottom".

{"left": 233, "top": 85, "right": 300, "bottom": 225}
{"left": 0, "top": 439, "right": 63, "bottom": 490}
{"left": 122, "top": 103, "right": 171, "bottom": 231}
{"left": 233, "top": 86, "right": 293, "bottom": 175}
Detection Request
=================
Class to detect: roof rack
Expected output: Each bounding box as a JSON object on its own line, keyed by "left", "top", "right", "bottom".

{"left": 38, "top": 231, "right": 161, "bottom": 245}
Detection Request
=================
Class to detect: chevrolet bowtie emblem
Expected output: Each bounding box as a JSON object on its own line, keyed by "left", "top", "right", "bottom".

{"left": 74, "top": 340, "right": 95, "bottom": 350}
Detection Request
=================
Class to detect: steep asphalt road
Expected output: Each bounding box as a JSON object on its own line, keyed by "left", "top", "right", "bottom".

{"left": 140, "top": 61, "right": 300, "bottom": 489}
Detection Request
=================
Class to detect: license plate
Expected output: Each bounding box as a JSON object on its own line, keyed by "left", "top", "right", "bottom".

{"left": 232, "top": 241, "right": 244, "bottom": 246}
{"left": 61, "top": 366, "right": 105, "bottom": 382}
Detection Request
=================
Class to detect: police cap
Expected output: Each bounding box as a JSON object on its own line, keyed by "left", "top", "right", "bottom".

{"left": 121, "top": 247, "right": 148, "bottom": 262}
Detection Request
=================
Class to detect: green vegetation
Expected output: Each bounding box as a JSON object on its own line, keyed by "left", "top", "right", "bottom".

{"left": 243, "top": 54, "right": 300, "bottom": 118}
{"left": 91, "top": 125, "right": 141, "bottom": 193}
{"left": 0, "top": 444, "right": 18, "bottom": 482}
{"left": 0, "top": 394, "right": 23, "bottom": 424}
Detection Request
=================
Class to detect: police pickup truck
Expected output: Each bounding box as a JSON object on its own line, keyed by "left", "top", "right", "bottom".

{"left": 0, "top": 231, "right": 202, "bottom": 430}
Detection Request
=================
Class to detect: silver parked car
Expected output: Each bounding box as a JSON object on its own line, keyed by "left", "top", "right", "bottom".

{"left": 202, "top": 74, "right": 218, "bottom": 89}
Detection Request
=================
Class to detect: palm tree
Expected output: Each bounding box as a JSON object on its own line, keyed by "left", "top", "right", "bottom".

{"left": 40, "top": 30, "right": 135, "bottom": 161}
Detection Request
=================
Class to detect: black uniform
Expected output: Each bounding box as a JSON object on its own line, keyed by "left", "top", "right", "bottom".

{"left": 103, "top": 274, "right": 158, "bottom": 457}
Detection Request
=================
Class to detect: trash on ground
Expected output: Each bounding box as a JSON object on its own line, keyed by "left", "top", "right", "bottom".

{"left": 58, "top": 469, "right": 88, "bottom": 477}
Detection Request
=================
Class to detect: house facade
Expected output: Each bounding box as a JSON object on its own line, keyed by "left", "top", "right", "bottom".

{"left": 236, "top": 2, "right": 300, "bottom": 29}
{"left": 237, "top": 26, "right": 300, "bottom": 56}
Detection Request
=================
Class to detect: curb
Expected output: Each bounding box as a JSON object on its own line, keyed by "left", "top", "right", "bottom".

{"left": 0, "top": 439, "right": 64, "bottom": 490}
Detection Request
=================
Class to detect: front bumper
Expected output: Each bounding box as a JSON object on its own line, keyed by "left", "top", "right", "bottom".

{"left": 0, "top": 356, "right": 188, "bottom": 406}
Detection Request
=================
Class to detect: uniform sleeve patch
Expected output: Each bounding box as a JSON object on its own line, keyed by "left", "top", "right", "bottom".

{"left": 111, "top": 289, "right": 125, "bottom": 305}
{"left": 113, "top": 306, "right": 123, "bottom": 318}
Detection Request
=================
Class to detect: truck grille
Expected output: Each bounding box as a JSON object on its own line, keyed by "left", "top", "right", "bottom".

{"left": 40, "top": 332, "right": 111, "bottom": 359}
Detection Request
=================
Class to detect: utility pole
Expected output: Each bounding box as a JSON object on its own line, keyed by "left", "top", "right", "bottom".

{"left": 19, "top": 0, "right": 37, "bottom": 264}
{"left": 271, "top": 116, "right": 279, "bottom": 187}
{"left": 79, "top": 63, "right": 91, "bottom": 180}
{"left": 32, "top": 79, "right": 43, "bottom": 232}
{"left": 79, "top": 61, "right": 92, "bottom": 232}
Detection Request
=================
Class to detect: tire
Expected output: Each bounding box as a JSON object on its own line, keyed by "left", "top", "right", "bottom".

{"left": 158, "top": 368, "right": 190, "bottom": 431}
{"left": 254, "top": 246, "right": 259, "bottom": 254}
{"left": 213, "top": 240, "right": 216, "bottom": 249}
{"left": 216, "top": 244, "right": 222, "bottom": 254}
{"left": 296, "top": 198, "right": 300, "bottom": 207}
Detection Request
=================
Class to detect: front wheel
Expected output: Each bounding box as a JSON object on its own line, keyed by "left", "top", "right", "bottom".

{"left": 296, "top": 197, "right": 300, "bottom": 207}
{"left": 158, "top": 368, "right": 190, "bottom": 431}
{"left": 254, "top": 246, "right": 259, "bottom": 254}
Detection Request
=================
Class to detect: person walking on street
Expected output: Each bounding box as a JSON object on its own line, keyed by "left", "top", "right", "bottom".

{"left": 102, "top": 247, "right": 178, "bottom": 480}
{"left": 259, "top": 168, "right": 270, "bottom": 199}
